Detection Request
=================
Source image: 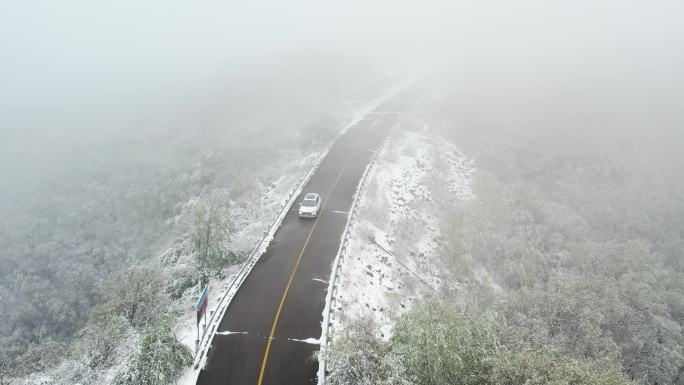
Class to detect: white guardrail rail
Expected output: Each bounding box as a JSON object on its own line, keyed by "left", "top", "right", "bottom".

{"left": 317, "top": 133, "right": 392, "bottom": 385}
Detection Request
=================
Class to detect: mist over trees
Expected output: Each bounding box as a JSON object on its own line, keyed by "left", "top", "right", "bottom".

{"left": 327, "top": 50, "right": 684, "bottom": 384}
{"left": 2, "top": 0, "right": 683, "bottom": 384}
{"left": 0, "top": 55, "right": 392, "bottom": 382}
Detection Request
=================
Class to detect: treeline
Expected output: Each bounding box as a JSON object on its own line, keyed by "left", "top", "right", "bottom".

{"left": 328, "top": 303, "right": 636, "bottom": 385}
{"left": 438, "top": 124, "right": 684, "bottom": 384}
{"left": 0, "top": 142, "right": 205, "bottom": 381}
{"left": 327, "top": 81, "right": 683, "bottom": 384}
{"left": 0, "top": 130, "right": 335, "bottom": 383}
{"left": 0, "top": 64, "right": 392, "bottom": 383}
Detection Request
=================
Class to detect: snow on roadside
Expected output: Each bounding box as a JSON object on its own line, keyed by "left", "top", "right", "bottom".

{"left": 14, "top": 78, "right": 419, "bottom": 385}
{"left": 175, "top": 80, "right": 417, "bottom": 385}
{"left": 173, "top": 141, "right": 326, "bottom": 385}
{"left": 329, "top": 125, "right": 476, "bottom": 341}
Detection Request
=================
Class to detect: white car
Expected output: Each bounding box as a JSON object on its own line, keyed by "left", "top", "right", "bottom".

{"left": 298, "top": 193, "right": 321, "bottom": 218}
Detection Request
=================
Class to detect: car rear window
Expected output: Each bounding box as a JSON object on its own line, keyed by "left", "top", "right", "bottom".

{"left": 302, "top": 199, "right": 317, "bottom": 207}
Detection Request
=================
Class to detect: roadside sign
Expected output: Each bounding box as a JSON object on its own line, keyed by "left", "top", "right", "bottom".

{"left": 196, "top": 287, "right": 208, "bottom": 325}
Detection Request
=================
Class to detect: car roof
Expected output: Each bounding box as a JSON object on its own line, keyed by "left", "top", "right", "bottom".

{"left": 304, "top": 193, "right": 319, "bottom": 199}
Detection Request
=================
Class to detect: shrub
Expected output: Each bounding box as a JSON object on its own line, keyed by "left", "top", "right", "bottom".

{"left": 492, "top": 350, "right": 637, "bottom": 385}
{"left": 96, "top": 266, "right": 168, "bottom": 329}
{"left": 76, "top": 314, "right": 130, "bottom": 369}
{"left": 388, "top": 304, "right": 501, "bottom": 385}
{"left": 325, "top": 317, "right": 390, "bottom": 385}
{"left": 114, "top": 316, "right": 192, "bottom": 385}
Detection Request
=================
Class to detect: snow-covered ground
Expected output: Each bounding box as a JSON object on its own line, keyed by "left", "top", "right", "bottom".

{"left": 328, "top": 124, "right": 476, "bottom": 341}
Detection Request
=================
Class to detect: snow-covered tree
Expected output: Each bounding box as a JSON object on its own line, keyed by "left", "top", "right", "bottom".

{"left": 325, "top": 317, "right": 391, "bottom": 385}
{"left": 97, "top": 266, "right": 169, "bottom": 329}
{"left": 192, "top": 193, "right": 237, "bottom": 284}
{"left": 114, "top": 316, "right": 192, "bottom": 385}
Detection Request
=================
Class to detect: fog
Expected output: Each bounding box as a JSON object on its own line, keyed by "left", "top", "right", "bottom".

{"left": 3, "top": 0, "right": 682, "bottom": 131}
{"left": 1, "top": 0, "right": 683, "bottom": 383}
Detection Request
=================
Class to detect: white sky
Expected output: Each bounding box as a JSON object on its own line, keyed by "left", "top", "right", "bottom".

{"left": 0, "top": 0, "right": 682, "bottom": 214}
{"left": 1, "top": 0, "right": 682, "bottom": 114}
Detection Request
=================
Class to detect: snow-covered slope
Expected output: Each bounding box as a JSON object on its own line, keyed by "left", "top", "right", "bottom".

{"left": 328, "top": 124, "right": 476, "bottom": 341}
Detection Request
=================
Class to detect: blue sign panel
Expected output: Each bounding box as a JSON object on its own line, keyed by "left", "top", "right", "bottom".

{"left": 196, "top": 287, "right": 208, "bottom": 324}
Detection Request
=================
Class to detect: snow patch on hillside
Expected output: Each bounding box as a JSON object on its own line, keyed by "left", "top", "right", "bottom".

{"left": 329, "top": 126, "right": 476, "bottom": 340}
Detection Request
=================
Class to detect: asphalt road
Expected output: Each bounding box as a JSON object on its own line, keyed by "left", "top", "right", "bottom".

{"left": 197, "top": 101, "right": 403, "bottom": 385}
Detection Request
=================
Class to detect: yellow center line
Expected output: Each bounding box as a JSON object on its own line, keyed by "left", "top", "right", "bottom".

{"left": 256, "top": 114, "right": 383, "bottom": 385}
{"left": 256, "top": 215, "right": 320, "bottom": 385}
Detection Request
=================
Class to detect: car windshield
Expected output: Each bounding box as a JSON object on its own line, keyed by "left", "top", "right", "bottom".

{"left": 302, "top": 199, "right": 317, "bottom": 207}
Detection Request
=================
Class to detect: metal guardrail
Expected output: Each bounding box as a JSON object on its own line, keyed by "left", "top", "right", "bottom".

{"left": 316, "top": 137, "right": 389, "bottom": 385}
